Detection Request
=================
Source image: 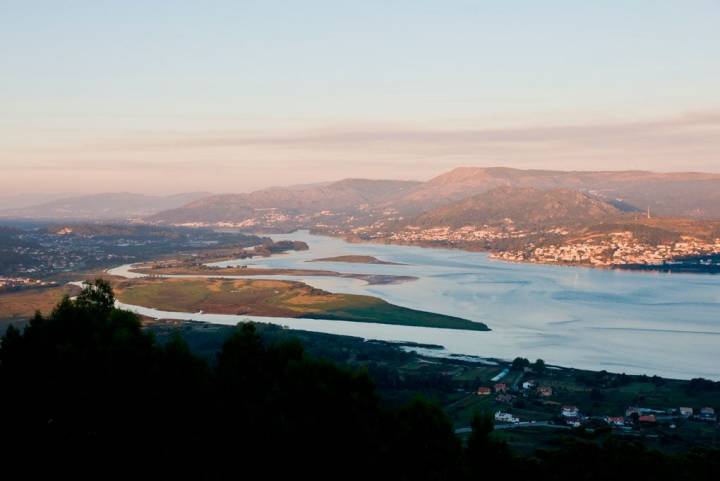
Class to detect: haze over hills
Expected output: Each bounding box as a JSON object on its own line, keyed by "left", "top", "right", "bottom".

{"left": 146, "top": 167, "right": 720, "bottom": 228}
{"left": 4, "top": 167, "right": 720, "bottom": 228}
{"left": 0, "top": 193, "right": 77, "bottom": 210}
{"left": 148, "top": 179, "right": 420, "bottom": 224}
{"left": 0, "top": 192, "right": 212, "bottom": 221}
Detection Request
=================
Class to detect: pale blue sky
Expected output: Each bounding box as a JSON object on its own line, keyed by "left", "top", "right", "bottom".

{"left": 1, "top": 1, "right": 719, "bottom": 194}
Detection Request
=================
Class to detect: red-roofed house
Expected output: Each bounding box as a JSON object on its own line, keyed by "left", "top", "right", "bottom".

{"left": 537, "top": 386, "right": 553, "bottom": 397}
{"left": 605, "top": 416, "right": 625, "bottom": 426}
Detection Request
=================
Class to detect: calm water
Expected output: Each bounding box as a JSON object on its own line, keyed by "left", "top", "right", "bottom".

{"left": 114, "top": 231, "right": 720, "bottom": 380}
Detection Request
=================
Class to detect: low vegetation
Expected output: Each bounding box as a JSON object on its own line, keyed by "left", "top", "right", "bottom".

{"left": 113, "top": 277, "right": 488, "bottom": 331}
{"left": 0, "top": 284, "right": 80, "bottom": 329}
{"left": 307, "top": 255, "right": 402, "bottom": 265}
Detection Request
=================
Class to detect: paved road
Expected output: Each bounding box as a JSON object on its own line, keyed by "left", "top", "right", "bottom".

{"left": 455, "top": 421, "right": 570, "bottom": 434}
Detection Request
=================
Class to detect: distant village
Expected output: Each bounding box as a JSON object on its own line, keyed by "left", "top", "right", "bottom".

{"left": 495, "top": 231, "right": 720, "bottom": 267}
{"left": 345, "top": 222, "right": 720, "bottom": 268}
{"left": 476, "top": 376, "right": 717, "bottom": 432}
{"left": 0, "top": 277, "right": 57, "bottom": 290}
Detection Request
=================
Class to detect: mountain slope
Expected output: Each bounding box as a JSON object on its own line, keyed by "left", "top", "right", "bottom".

{"left": 145, "top": 167, "right": 720, "bottom": 227}
{"left": 410, "top": 186, "right": 622, "bottom": 229}
{"left": 388, "top": 167, "right": 720, "bottom": 218}
{"left": 148, "top": 179, "right": 420, "bottom": 224}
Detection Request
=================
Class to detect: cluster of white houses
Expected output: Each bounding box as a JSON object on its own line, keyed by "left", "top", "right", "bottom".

{"left": 0, "top": 277, "right": 56, "bottom": 289}
{"left": 343, "top": 221, "right": 720, "bottom": 269}
{"left": 495, "top": 232, "right": 720, "bottom": 267}
{"left": 387, "top": 225, "right": 524, "bottom": 243}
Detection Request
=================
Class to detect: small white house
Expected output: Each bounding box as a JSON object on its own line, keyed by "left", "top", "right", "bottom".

{"left": 679, "top": 407, "right": 693, "bottom": 417}
{"left": 494, "top": 411, "right": 519, "bottom": 424}
{"left": 522, "top": 380, "right": 536, "bottom": 390}
{"left": 561, "top": 405, "right": 579, "bottom": 417}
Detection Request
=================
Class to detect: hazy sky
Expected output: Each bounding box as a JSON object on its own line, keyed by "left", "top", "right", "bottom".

{"left": 2, "top": 0, "right": 719, "bottom": 195}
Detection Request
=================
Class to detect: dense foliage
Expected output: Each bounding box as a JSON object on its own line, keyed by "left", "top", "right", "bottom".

{"left": 1, "top": 281, "right": 718, "bottom": 480}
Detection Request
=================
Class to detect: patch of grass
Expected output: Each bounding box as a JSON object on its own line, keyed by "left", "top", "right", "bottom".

{"left": 114, "top": 278, "right": 488, "bottom": 331}
{"left": 303, "top": 297, "right": 488, "bottom": 331}
{"left": 0, "top": 285, "right": 81, "bottom": 331}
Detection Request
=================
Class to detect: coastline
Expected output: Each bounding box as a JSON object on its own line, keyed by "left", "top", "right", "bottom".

{"left": 307, "top": 230, "right": 720, "bottom": 276}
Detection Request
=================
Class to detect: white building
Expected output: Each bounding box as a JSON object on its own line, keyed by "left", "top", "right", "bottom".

{"left": 494, "top": 411, "right": 519, "bottom": 424}
{"left": 561, "top": 406, "right": 579, "bottom": 417}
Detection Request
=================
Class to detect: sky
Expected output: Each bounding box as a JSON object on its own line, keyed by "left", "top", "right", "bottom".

{"left": 1, "top": 0, "right": 719, "bottom": 195}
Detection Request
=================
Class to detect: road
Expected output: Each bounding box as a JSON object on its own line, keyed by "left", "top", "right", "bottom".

{"left": 455, "top": 421, "right": 570, "bottom": 434}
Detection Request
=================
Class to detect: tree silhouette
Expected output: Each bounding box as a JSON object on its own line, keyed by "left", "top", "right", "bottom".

{"left": 1, "top": 281, "right": 719, "bottom": 480}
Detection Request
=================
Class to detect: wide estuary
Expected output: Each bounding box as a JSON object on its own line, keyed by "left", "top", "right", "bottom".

{"left": 115, "top": 231, "right": 720, "bottom": 380}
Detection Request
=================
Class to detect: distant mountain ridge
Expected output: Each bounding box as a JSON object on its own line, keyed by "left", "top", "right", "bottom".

{"left": 385, "top": 167, "right": 720, "bottom": 217}
{"left": 146, "top": 167, "right": 720, "bottom": 227}
{"left": 0, "top": 192, "right": 212, "bottom": 221}
{"left": 148, "top": 179, "right": 420, "bottom": 224}
{"left": 6, "top": 167, "right": 719, "bottom": 226}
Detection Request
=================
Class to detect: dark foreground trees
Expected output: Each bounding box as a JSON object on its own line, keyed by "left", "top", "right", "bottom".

{"left": 0, "top": 281, "right": 459, "bottom": 479}
{"left": 1, "top": 281, "right": 718, "bottom": 480}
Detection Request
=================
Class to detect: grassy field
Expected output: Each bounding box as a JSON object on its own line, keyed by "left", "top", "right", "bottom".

{"left": 0, "top": 285, "right": 81, "bottom": 330}
{"left": 114, "top": 277, "right": 488, "bottom": 331}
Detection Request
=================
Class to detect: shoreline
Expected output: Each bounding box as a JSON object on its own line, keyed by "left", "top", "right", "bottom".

{"left": 306, "top": 230, "right": 720, "bottom": 277}
{"left": 141, "top": 316, "right": 711, "bottom": 383}
{"left": 108, "top": 270, "right": 488, "bottom": 332}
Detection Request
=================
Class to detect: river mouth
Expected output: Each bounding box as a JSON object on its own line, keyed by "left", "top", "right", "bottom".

{"left": 109, "top": 230, "right": 720, "bottom": 380}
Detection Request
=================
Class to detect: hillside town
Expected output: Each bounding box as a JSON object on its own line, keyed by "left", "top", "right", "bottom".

{"left": 333, "top": 220, "right": 720, "bottom": 269}
{"left": 388, "top": 224, "right": 525, "bottom": 243}
{"left": 0, "top": 277, "right": 56, "bottom": 291}
{"left": 495, "top": 231, "right": 720, "bottom": 267}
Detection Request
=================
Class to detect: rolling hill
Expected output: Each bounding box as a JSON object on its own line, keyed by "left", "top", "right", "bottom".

{"left": 146, "top": 167, "right": 720, "bottom": 227}
{"left": 410, "top": 186, "right": 623, "bottom": 229}
{"left": 386, "top": 167, "right": 720, "bottom": 218}
{"left": 147, "top": 178, "right": 420, "bottom": 224}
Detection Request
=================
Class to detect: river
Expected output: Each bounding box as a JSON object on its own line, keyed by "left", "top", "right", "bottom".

{"left": 111, "top": 230, "right": 720, "bottom": 380}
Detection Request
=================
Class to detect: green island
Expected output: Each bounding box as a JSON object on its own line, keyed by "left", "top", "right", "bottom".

{"left": 113, "top": 277, "right": 488, "bottom": 331}
{"left": 307, "top": 255, "right": 403, "bottom": 265}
